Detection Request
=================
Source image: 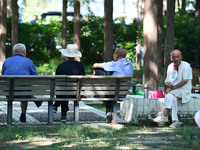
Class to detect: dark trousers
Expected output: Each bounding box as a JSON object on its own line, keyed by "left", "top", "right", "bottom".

{"left": 54, "top": 98, "right": 71, "bottom": 117}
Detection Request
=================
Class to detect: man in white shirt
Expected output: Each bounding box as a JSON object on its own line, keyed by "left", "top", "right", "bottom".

{"left": 153, "top": 50, "right": 192, "bottom": 128}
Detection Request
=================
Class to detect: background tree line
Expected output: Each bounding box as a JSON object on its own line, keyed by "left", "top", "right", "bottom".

{"left": 0, "top": 0, "right": 200, "bottom": 90}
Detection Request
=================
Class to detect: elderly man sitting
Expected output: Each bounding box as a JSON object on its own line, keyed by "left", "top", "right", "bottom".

{"left": 153, "top": 50, "right": 192, "bottom": 128}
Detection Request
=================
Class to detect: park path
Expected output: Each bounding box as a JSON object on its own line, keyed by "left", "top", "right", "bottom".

{"left": 0, "top": 101, "right": 127, "bottom": 125}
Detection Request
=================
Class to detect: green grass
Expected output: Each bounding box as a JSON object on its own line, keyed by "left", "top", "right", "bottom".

{"left": 87, "top": 103, "right": 120, "bottom": 112}
{"left": 0, "top": 125, "right": 199, "bottom": 149}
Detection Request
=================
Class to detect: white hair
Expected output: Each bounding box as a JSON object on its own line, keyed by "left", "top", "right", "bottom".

{"left": 13, "top": 43, "right": 26, "bottom": 54}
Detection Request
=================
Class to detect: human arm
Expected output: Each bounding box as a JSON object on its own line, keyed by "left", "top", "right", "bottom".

{"left": 93, "top": 63, "right": 103, "bottom": 69}
{"left": 169, "top": 80, "right": 188, "bottom": 91}
{"left": 165, "top": 80, "right": 188, "bottom": 94}
{"left": 29, "top": 60, "right": 38, "bottom": 75}
{"left": 92, "top": 63, "right": 103, "bottom": 75}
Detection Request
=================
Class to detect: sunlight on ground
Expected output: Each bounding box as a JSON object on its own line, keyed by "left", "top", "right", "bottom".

{"left": 6, "top": 139, "right": 53, "bottom": 149}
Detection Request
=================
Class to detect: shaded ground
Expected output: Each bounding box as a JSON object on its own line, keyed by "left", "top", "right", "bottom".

{"left": 0, "top": 125, "right": 199, "bottom": 150}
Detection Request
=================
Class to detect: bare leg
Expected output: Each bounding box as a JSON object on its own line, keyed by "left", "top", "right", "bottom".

{"left": 163, "top": 108, "right": 169, "bottom": 117}
{"left": 21, "top": 101, "right": 28, "bottom": 114}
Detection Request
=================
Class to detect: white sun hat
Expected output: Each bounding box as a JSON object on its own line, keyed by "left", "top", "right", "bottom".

{"left": 61, "top": 44, "right": 82, "bottom": 58}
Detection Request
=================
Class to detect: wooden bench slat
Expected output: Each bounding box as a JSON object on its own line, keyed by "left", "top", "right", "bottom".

{"left": 0, "top": 87, "right": 9, "bottom": 90}
{"left": 0, "top": 91, "right": 9, "bottom": 95}
{"left": 55, "top": 87, "right": 77, "bottom": 90}
{"left": 81, "top": 91, "right": 116, "bottom": 95}
{"left": 14, "top": 86, "right": 51, "bottom": 90}
{"left": 55, "top": 82, "right": 78, "bottom": 86}
{"left": 14, "top": 91, "right": 50, "bottom": 95}
{"left": 55, "top": 91, "right": 77, "bottom": 95}
{"left": 55, "top": 98, "right": 77, "bottom": 101}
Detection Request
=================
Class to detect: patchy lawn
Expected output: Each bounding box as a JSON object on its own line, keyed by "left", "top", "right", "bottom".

{"left": 0, "top": 124, "right": 199, "bottom": 150}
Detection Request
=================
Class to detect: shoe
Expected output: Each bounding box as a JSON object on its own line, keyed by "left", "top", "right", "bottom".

{"left": 169, "top": 121, "right": 182, "bottom": 128}
{"left": 20, "top": 113, "right": 26, "bottom": 122}
{"left": 106, "top": 112, "right": 112, "bottom": 123}
{"left": 53, "top": 106, "right": 57, "bottom": 113}
{"left": 153, "top": 115, "right": 168, "bottom": 123}
{"left": 60, "top": 116, "right": 67, "bottom": 122}
{"left": 34, "top": 101, "right": 43, "bottom": 108}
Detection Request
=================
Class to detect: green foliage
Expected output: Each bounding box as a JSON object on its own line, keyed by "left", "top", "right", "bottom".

{"left": 6, "top": 14, "right": 139, "bottom": 74}
{"left": 174, "top": 12, "right": 200, "bottom": 64}
{"left": 174, "top": 125, "right": 200, "bottom": 148}
{"left": 81, "top": 16, "right": 104, "bottom": 65}
{"left": 87, "top": 103, "right": 120, "bottom": 112}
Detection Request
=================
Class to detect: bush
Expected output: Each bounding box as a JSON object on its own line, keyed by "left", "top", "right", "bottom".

{"left": 174, "top": 12, "right": 200, "bottom": 64}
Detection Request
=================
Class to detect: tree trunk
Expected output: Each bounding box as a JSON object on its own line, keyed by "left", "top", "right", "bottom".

{"left": 104, "top": 0, "right": 113, "bottom": 62}
{"left": 164, "top": 0, "right": 175, "bottom": 80}
{"left": 157, "top": 0, "right": 163, "bottom": 85}
{"left": 11, "top": 0, "right": 18, "bottom": 50}
{"left": 0, "top": 0, "right": 7, "bottom": 70}
{"left": 143, "top": 0, "right": 161, "bottom": 91}
{"left": 181, "top": 0, "right": 186, "bottom": 15}
{"left": 62, "top": 0, "right": 67, "bottom": 49}
{"left": 195, "top": 0, "right": 200, "bottom": 25}
{"left": 136, "top": 0, "right": 143, "bottom": 70}
{"left": 73, "top": 0, "right": 80, "bottom": 50}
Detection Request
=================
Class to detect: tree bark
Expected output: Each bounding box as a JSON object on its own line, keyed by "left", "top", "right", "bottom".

{"left": 164, "top": 0, "right": 175, "bottom": 80}
{"left": 136, "top": 0, "right": 143, "bottom": 70}
{"left": 73, "top": 0, "right": 80, "bottom": 51}
{"left": 104, "top": 0, "right": 113, "bottom": 62}
{"left": 143, "top": 0, "right": 162, "bottom": 91}
{"left": 0, "top": 0, "right": 7, "bottom": 70}
{"left": 181, "top": 0, "right": 186, "bottom": 15}
{"left": 195, "top": 0, "right": 200, "bottom": 25}
{"left": 62, "top": 0, "right": 67, "bottom": 49}
{"left": 11, "top": 0, "right": 18, "bottom": 50}
{"left": 157, "top": 0, "right": 163, "bottom": 85}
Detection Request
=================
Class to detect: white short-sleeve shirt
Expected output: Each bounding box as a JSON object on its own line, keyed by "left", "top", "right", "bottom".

{"left": 165, "top": 61, "right": 192, "bottom": 103}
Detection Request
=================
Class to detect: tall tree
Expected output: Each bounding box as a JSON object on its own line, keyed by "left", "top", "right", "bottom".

{"left": 181, "top": 0, "right": 186, "bottom": 15}
{"left": 195, "top": 0, "right": 200, "bottom": 25}
{"left": 158, "top": 0, "right": 163, "bottom": 84}
{"left": 104, "top": 0, "right": 113, "bottom": 62}
{"left": 73, "top": 0, "right": 80, "bottom": 51}
{"left": 11, "top": 0, "right": 18, "bottom": 49}
{"left": 143, "top": 0, "right": 162, "bottom": 90}
{"left": 164, "top": 0, "right": 175, "bottom": 79}
{"left": 136, "top": 0, "right": 143, "bottom": 70}
{"left": 62, "top": 0, "right": 68, "bottom": 49}
{"left": 0, "top": 0, "right": 7, "bottom": 70}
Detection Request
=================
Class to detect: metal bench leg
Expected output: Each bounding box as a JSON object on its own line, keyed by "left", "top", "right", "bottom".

{"left": 48, "top": 101, "right": 53, "bottom": 124}
{"left": 113, "top": 101, "right": 117, "bottom": 124}
{"left": 7, "top": 101, "right": 12, "bottom": 126}
{"left": 74, "top": 101, "right": 79, "bottom": 124}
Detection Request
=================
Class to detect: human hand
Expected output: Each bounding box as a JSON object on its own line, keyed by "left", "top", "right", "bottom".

{"left": 165, "top": 82, "right": 173, "bottom": 88}
{"left": 165, "top": 88, "right": 171, "bottom": 94}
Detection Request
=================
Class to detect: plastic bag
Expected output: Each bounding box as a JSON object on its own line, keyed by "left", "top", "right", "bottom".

{"left": 148, "top": 90, "right": 165, "bottom": 98}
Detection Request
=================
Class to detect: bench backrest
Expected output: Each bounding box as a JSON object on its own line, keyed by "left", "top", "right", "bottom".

{"left": 0, "top": 75, "right": 132, "bottom": 102}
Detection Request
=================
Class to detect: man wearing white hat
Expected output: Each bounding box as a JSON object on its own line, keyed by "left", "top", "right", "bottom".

{"left": 53, "top": 44, "right": 85, "bottom": 122}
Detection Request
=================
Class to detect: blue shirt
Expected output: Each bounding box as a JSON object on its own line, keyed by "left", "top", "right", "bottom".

{"left": 29, "top": 20, "right": 36, "bottom": 24}
{"left": 102, "top": 58, "right": 133, "bottom": 76}
{"left": 1, "top": 54, "right": 38, "bottom": 75}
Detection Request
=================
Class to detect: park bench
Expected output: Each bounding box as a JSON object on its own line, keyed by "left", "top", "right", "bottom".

{"left": 0, "top": 75, "right": 132, "bottom": 125}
